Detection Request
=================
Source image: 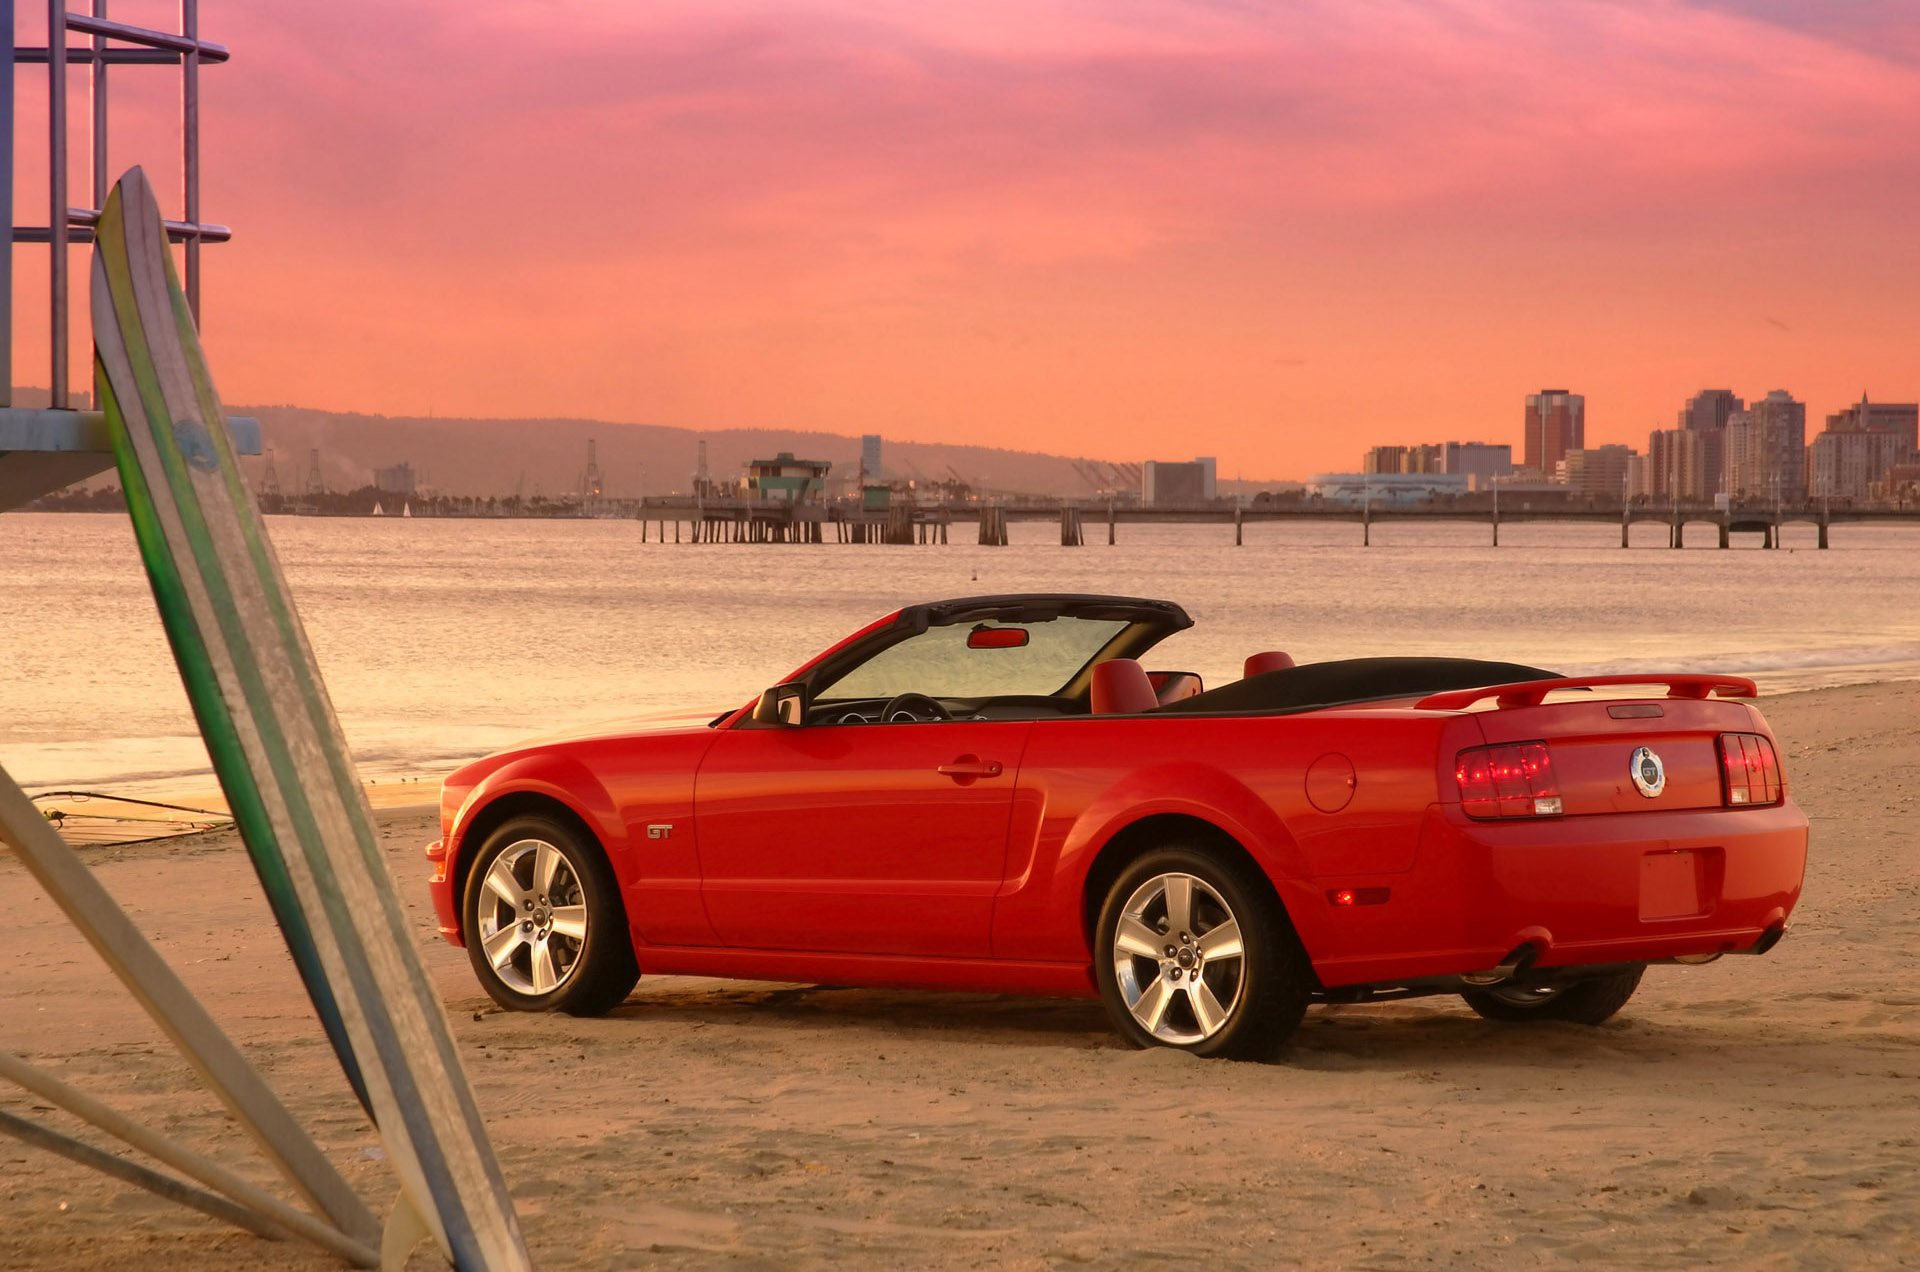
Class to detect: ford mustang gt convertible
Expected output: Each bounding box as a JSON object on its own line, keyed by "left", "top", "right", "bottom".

{"left": 426, "top": 594, "right": 1808, "bottom": 1059}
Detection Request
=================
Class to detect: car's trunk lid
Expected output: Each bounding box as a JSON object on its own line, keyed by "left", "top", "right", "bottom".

{"left": 1465, "top": 693, "right": 1765, "bottom": 816}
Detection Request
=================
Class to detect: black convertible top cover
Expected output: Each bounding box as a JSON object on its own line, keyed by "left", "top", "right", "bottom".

{"left": 902, "top": 594, "right": 1192, "bottom": 632}
{"left": 1169, "top": 657, "right": 1561, "bottom": 715}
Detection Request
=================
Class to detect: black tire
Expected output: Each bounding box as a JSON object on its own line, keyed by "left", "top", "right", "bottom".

{"left": 1093, "top": 847, "right": 1313, "bottom": 1059}
{"left": 1459, "top": 966, "right": 1645, "bottom": 1025}
{"left": 462, "top": 814, "right": 640, "bottom": 1016}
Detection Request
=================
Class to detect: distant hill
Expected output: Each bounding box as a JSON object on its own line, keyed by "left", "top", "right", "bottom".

{"left": 10, "top": 388, "right": 1282, "bottom": 498}
{"left": 225, "top": 405, "right": 1129, "bottom": 500}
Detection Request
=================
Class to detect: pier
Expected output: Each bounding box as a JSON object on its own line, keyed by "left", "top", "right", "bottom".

{"left": 623, "top": 496, "right": 1920, "bottom": 548}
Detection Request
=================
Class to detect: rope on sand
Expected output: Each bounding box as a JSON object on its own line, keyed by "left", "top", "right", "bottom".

{"left": 28, "top": 789, "right": 235, "bottom": 846}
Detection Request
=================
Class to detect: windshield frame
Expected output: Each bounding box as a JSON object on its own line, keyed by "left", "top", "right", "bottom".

{"left": 780, "top": 593, "right": 1194, "bottom": 709}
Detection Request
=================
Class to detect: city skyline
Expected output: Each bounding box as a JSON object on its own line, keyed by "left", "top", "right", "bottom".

{"left": 5, "top": 1, "right": 1919, "bottom": 481}
{"left": 1354, "top": 384, "right": 1919, "bottom": 505}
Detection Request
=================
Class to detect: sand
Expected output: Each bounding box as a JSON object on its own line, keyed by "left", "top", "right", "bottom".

{"left": 1, "top": 680, "right": 1916, "bottom": 1270}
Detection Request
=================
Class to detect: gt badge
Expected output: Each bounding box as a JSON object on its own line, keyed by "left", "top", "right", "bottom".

{"left": 647, "top": 823, "right": 674, "bottom": 839}
{"left": 1629, "top": 746, "right": 1666, "bottom": 798}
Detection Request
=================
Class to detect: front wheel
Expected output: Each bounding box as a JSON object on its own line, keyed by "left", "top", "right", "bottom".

{"left": 1459, "top": 967, "right": 1645, "bottom": 1025}
{"left": 1093, "top": 848, "right": 1312, "bottom": 1059}
{"left": 463, "top": 814, "right": 640, "bottom": 1016}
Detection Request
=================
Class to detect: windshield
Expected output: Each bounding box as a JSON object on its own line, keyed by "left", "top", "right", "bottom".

{"left": 817, "top": 618, "right": 1130, "bottom": 700}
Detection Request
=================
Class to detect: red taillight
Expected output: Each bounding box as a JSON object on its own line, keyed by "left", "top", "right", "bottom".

{"left": 1455, "top": 742, "right": 1562, "bottom": 819}
{"left": 1718, "top": 732, "right": 1783, "bottom": 806}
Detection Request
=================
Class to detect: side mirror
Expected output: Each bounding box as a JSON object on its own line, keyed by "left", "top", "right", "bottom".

{"left": 752, "top": 681, "right": 809, "bottom": 726}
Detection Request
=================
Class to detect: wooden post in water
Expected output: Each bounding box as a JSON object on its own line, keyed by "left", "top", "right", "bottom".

{"left": 1234, "top": 505, "right": 1242, "bottom": 546}
{"left": 1107, "top": 502, "right": 1115, "bottom": 545}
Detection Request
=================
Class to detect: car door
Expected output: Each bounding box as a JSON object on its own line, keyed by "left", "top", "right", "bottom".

{"left": 693, "top": 718, "right": 1033, "bottom": 958}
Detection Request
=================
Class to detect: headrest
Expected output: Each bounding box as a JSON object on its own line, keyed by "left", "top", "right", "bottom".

{"left": 1090, "top": 658, "right": 1160, "bottom": 715}
{"left": 1150, "top": 671, "right": 1204, "bottom": 704}
{"left": 1243, "top": 651, "right": 1296, "bottom": 678}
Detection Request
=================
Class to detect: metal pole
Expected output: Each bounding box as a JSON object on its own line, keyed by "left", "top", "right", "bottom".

{"left": 91, "top": 0, "right": 108, "bottom": 209}
{"left": 0, "top": 765, "right": 380, "bottom": 1245}
{"left": 2, "top": 0, "right": 14, "bottom": 406}
{"left": 181, "top": 0, "right": 200, "bottom": 321}
{"left": 0, "top": 1110, "right": 295, "bottom": 1246}
{"left": 0, "top": 1050, "right": 379, "bottom": 1266}
{"left": 49, "top": 0, "right": 70, "bottom": 407}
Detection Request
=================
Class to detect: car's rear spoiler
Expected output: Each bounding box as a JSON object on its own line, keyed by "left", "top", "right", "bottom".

{"left": 1416, "top": 674, "right": 1759, "bottom": 711}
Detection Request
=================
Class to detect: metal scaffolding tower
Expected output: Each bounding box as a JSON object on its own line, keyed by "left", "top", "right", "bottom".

{"left": 3, "top": 0, "right": 254, "bottom": 508}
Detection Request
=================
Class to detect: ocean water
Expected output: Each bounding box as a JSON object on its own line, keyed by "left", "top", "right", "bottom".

{"left": 3, "top": 511, "right": 1917, "bottom": 796}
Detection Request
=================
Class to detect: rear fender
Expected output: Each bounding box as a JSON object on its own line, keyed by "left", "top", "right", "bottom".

{"left": 1056, "top": 763, "right": 1335, "bottom": 957}
{"left": 1068, "top": 762, "right": 1310, "bottom": 881}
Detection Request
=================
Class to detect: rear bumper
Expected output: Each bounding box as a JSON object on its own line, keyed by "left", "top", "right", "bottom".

{"left": 1307, "top": 801, "right": 1809, "bottom": 989}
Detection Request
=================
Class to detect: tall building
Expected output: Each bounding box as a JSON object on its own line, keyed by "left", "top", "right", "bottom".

{"left": 1143, "top": 458, "right": 1216, "bottom": 504}
{"left": 1362, "top": 445, "right": 1407, "bottom": 475}
{"left": 1440, "top": 441, "right": 1513, "bottom": 488}
{"left": 1525, "top": 391, "right": 1585, "bottom": 476}
{"left": 1678, "top": 389, "right": 1742, "bottom": 496}
{"left": 1361, "top": 444, "right": 1446, "bottom": 475}
{"left": 859, "top": 434, "right": 884, "bottom": 483}
{"left": 1725, "top": 390, "right": 1806, "bottom": 502}
{"left": 1646, "top": 428, "right": 1712, "bottom": 501}
{"left": 1809, "top": 430, "right": 1905, "bottom": 500}
{"left": 1558, "top": 444, "right": 1635, "bottom": 497}
{"left": 1807, "top": 394, "right": 1918, "bottom": 499}
{"left": 1825, "top": 395, "right": 1918, "bottom": 456}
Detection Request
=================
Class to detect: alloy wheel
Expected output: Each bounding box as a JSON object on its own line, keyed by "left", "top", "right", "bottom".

{"left": 1110, "top": 872, "right": 1247, "bottom": 1045}
{"left": 474, "top": 837, "right": 588, "bottom": 996}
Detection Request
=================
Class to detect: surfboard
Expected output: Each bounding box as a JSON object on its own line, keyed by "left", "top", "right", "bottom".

{"left": 92, "top": 166, "right": 533, "bottom": 1271}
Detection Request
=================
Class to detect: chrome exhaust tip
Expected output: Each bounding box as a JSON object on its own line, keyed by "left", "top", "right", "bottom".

{"left": 1459, "top": 943, "right": 1536, "bottom": 987}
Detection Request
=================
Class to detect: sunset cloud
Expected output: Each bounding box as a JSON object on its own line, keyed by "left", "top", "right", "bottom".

{"left": 11, "top": 0, "right": 1918, "bottom": 476}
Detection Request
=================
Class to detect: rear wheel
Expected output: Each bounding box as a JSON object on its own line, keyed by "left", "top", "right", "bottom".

{"left": 1460, "top": 967, "right": 1645, "bottom": 1025}
{"left": 1093, "top": 847, "right": 1312, "bottom": 1059}
{"left": 463, "top": 814, "right": 639, "bottom": 1016}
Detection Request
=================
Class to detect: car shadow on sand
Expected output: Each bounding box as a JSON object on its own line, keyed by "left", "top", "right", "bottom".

{"left": 457, "top": 978, "right": 1807, "bottom": 1070}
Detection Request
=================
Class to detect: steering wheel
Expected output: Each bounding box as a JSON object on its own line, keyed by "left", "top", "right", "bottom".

{"left": 880, "top": 692, "right": 952, "bottom": 723}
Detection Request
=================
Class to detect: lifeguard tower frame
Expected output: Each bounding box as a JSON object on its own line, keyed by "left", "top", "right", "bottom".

{"left": 2, "top": 0, "right": 257, "bottom": 512}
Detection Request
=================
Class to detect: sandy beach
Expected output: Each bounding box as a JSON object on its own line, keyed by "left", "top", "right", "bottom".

{"left": 1, "top": 679, "right": 1915, "bottom": 1271}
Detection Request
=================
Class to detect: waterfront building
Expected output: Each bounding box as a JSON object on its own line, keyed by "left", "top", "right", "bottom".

{"left": 1361, "top": 445, "right": 1406, "bottom": 475}
{"left": 1626, "top": 453, "right": 1651, "bottom": 501}
{"left": 1825, "top": 395, "right": 1918, "bottom": 457}
{"left": 1678, "top": 389, "right": 1742, "bottom": 495}
{"left": 1439, "top": 441, "right": 1512, "bottom": 487}
{"left": 1645, "top": 428, "right": 1713, "bottom": 501}
{"left": 745, "top": 452, "right": 832, "bottom": 504}
{"left": 1870, "top": 462, "right": 1920, "bottom": 504}
{"left": 1806, "top": 395, "right": 1917, "bottom": 500}
{"left": 860, "top": 434, "right": 884, "bottom": 483}
{"left": 1362, "top": 444, "right": 1446, "bottom": 475}
{"left": 1725, "top": 391, "right": 1806, "bottom": 503}
{"left": 1143, "top": 458, "right": 1217, "bottom": 504}
{"left": 1524, "top": 390, "right": 1585, "bottom": 476}
{"left": 1556, "top": 444, "right": 1636, "bottom": 497}
{"left": 1808, "top": 429, "right": 1905, "bottom": 500}
{"left": 1308, "top": 472, "right": 1469, "bottom": 505}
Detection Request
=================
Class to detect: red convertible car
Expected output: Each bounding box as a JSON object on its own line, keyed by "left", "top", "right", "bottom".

{"left": 426, "top": 594, "right": 1808, "bottom": 1059}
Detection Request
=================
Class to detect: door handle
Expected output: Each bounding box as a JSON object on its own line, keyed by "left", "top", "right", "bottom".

{"left": 937, "top": 756, "right": 1003, "bottom": 779}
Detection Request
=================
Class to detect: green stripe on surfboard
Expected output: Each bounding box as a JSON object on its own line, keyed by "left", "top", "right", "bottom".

{"left": 93, "top": 166, "right": 532, "bottom": 1272}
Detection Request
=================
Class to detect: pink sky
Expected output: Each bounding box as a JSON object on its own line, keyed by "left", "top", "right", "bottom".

{"left": 11, "top": 0, "right": 1920, "bottom": 478}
